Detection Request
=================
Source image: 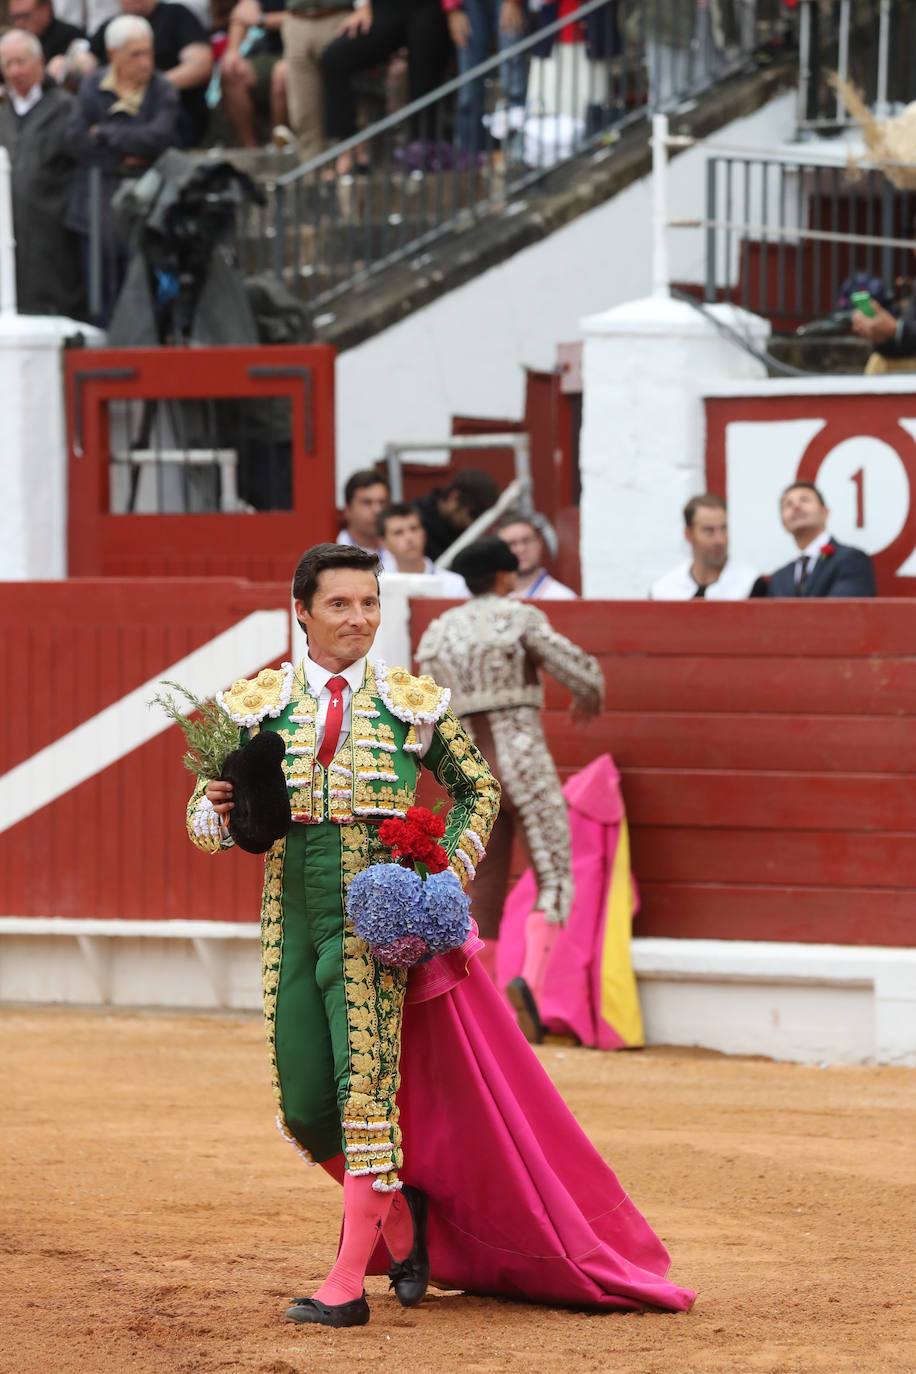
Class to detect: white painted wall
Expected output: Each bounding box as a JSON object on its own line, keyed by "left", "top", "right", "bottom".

{"left": 3, "top": 921, "right": 914, "bottom": 1066}
{"left": 335, "top": 90, "right": 797, "bottom": 498}
{"left": 0, "top": 316, "right": 103, "bottom": 580}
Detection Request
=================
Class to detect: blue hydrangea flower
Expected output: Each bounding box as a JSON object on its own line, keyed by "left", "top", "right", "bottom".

{"left": 421, "top": 869, "right": 472, "bottom": 953}
{"left": 346, "top": 865, "right": 423, "bottom": 948}
{"left": 345, "top": 861, "right": 472, "bottom": 966}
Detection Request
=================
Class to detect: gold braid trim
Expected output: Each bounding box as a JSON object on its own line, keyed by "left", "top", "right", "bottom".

{"left": 185, "top": 776, "right": 223, "bottom": 855}
{"left": 428, "top": 709, "right": 500, "bottom": 887}
{"left": 340, "top": 822, "right": 405, "bottom": 1189}
{"left": 260, "top": 838, "right": 308, "bottom": 1150}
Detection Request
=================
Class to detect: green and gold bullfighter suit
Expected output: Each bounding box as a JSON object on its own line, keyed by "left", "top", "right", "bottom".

{"left": 186, "top": 658, "right": 499, "bottom": 1191}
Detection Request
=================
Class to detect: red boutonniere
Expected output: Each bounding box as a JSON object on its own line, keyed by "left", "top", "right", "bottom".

{"left": 820, "top": 543, "right": 836, "bottom": 558}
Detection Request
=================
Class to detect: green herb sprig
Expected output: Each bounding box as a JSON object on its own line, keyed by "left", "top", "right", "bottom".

{"left": 149, "top": 681, "right": 242, "bottom": 780}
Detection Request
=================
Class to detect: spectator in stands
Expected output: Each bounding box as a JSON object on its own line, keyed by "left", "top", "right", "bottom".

{"left": 53, "top": 0, "right": 121, "bottom": 35}
{"left": 280, "top": 0, "right": 351, "bottom": 163}
{"left": 495, "top": 510, "right": 577, "bottom": 600}
{"left": 414, "top": 466, "right": 501, "bottom": 561}
{"left": 65, "top": 13, "right": 179, "bottom": 323}
{"left": 0, "top": 30, "right": 84, "bottom": 317}
{"left": 645, "top": 0, "right": 724, "bottom": 114}
{"left": 764, "top": 481, "right": 876, "bottom": 598}
{"left": 318, "top": 0, "right": 452, "bottom": 169}
{"left": 76, "top": 0, "right": 212, "bottom": 146}
{"left": 852, "top": 282, "right": 916, "bottom": 365}
{"left": 337, "top": 468, "right": 396, "bottom": 568}
{"left": 378, "top": 502, "right": 469, "bottom": 594}
{"left": 650, "top": 493, "right": 757, "bottom": 600}
{"left": 218, "top": 0, "right": 290, "bottom": 149}
{"left": 8, "top": 0, "right": 85, "bottom": 81}
{"left": 445, "top": 0, "right": 525, "bottom": 152}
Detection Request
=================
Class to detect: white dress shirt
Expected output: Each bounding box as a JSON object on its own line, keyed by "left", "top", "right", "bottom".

{"left": 335, "top": 527, "right": 397, "bottom": 572}
{"left": 10, "top": 84, "right": 43, "bottom": 118}
{"left": 424, "top": 558, "right": 469, "bottom": 597}
{"left": 794, "top": 529, "right": 832, "bottom": 584}
{"left": 650, "top": 558, "right": 758, "bottom": 601}
{"left": 300, "top": 650, "right": 434, "bottom": 757}
{"left": 509, "top": 569, "right": 578, "bottom": 601}
{"left": 300, "top": 651, "right": 366, "bottom": 756}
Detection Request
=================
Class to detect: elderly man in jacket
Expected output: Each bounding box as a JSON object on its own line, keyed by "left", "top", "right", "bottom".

{"left": 65, "top": 12, "right": 179, "bottom": 322}
{"left": 0, "top": 29, "right": 84, "bottom": 317}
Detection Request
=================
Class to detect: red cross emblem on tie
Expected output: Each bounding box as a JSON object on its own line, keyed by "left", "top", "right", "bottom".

{"left": 317, "top": 675, "right": 348, "bottom": 769}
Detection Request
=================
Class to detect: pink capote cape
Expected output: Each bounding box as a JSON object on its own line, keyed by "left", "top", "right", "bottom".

{"left": 366, "top": 928, "right": 695, "bottom": 1313}
{"left": 498, "top": 754, "right": 644, "bottom": 1050}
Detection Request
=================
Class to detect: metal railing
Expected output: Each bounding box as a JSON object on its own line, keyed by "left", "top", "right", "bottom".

{"left": 797, "top": 0, "right": 916, "bottom": 132}
{"left": 687, "top": 145, "right": 916, "bottom": 324}
{"left": 81, "top": 2, "right": 797, "bottom": 325}
{"left": 237, "top": 0, "right": 787, "bottom": 314}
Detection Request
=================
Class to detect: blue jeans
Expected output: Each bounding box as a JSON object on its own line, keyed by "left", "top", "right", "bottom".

{"left": 456, "top": 0, "right": 527, "bottom": 151}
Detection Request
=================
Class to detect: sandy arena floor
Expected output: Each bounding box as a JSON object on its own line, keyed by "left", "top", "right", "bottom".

{"left": 1, "top": 1007, "right": 914, "bottom": 1374}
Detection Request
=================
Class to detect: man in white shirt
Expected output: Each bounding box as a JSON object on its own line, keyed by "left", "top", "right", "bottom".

{"left": 378, "top": 502, "right": 469, "bottom": 596}
{"left": 650, "top": 494, "right": 757, "bottom": 601}
{"left": 495, "top": 511, "right": 578, "bottom": 601}
{"left": 336, "top": 468, "right": 396, "bottom": 570}
{"left": 764, "top": 481, "right": 876, "bottom": 597}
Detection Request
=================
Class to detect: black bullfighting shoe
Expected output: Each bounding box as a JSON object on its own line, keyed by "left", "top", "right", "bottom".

{"left": 284, "top": 1293, "right": 370, "bottom": 1327}
{"left": 506, "top": 976, "right": 544, "bottom": 1044}
{"left": 387, "top": 1184, "right": 430, "bottom": 1307}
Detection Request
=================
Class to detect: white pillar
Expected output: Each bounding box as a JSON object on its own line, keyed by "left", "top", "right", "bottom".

{"left": 578, "top": 296, "right": 771, "bottom": 599}
{"left": 0, "top": 316, "right": 104, "bottom": 580}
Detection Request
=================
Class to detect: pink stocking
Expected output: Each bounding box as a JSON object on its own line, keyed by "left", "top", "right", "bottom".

{"left": 318, "top": 1153, "right": 412, "bottom": 1264}
{"left": 521, "top": 911, "right": 561, "bottom": 1003}
{"left": 313, "top": 1172, "right": 393, "bottom": 1305}
{"left": 381, "top": 1187, "right": 414, "bottom": 1262}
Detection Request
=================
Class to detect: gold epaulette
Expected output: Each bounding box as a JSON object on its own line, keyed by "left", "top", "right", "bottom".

{"left": 374, "top": 661, "right": 451, "bottom": 726}
{"left": 216, "top": 662, "right": 295, "bottom": 729}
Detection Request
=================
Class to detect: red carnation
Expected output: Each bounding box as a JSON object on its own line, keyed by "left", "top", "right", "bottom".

{"left": 378, "top": 810, "right": 448, "bottom": 872}
{"left": 821, "top": 543, "right": 836, "bottom": 558}
{"left": 405, "top": 805, "right": 446, "bottom": 839}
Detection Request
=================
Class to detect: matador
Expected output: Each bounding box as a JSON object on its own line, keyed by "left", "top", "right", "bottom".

{"left": 186, "top": 542, "right": 695, "bottom": 1326}
{"left": 187, "top": 543, "right": 498, "bottom": 1327}
{"left": 417, "top": 535, "right": 604, "bottom": 1040}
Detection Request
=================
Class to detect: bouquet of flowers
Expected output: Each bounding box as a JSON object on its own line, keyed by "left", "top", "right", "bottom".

{"left": 345, "top": 806, "right": 471, "bottom": 968}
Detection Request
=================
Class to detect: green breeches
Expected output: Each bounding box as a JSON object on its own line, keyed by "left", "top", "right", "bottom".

{"left": 260, "top": 822, "right": 407, "bottom": 1189}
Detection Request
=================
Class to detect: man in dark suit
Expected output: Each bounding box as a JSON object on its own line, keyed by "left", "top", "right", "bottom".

{"left": 765, "top": 481, "right": 876, "bottom": 598}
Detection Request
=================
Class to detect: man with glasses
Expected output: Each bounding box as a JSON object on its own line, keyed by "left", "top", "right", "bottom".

{"left": 495, "top": 510, "right": 577, "bottom": 601}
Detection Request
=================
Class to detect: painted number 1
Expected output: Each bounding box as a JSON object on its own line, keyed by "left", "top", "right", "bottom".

{"left": 851, "top": 467, "right": 865, "bottom": 528}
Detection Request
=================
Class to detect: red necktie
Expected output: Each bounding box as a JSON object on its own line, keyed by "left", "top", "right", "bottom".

{"left": 317, "top": 676, "right": 348, "bottom": 769}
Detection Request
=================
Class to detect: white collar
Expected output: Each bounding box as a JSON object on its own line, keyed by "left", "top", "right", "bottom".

{"left": 10, "top": 84, "right": 43, "bottom": 117}
{"left": 301, "top": 651, "right": 366, "bottom": 696}
{"left": 798, "top": 530, "right": 831, "bottom": 560}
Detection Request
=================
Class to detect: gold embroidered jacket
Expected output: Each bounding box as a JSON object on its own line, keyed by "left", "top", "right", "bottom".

{"left": 186, "top": 659, "right": 499, "bottom": 888}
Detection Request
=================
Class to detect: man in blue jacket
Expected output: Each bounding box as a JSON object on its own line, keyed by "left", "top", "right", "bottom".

{"left": 765, "top": 481, "right": 876, "bottom": 598}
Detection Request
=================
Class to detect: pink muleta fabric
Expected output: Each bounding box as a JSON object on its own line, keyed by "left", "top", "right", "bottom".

{"left": 498, "top": 753, "right": 640, "bottom": 1049}
{"left": 364, "top": 924, "right": 695, "bottom": 1313}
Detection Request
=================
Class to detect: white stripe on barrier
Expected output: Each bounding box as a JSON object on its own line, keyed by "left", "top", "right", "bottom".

{"left": 0, "top": 610, "right": 290, "bottom": 836}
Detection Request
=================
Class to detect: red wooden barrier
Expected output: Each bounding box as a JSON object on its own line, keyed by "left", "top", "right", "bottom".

{"left": 410, "top": 598, "right": 916, "bottom": 948}
{"left": 0, "top": 580, "right": 291, "bottom": 924}
{"left": 3, "top": 587, "right": 914, "bottom": 945}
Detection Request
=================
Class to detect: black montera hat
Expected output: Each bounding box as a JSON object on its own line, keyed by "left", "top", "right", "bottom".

{"left": 219, "top": 730, "right": 292, "bottom": 854}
